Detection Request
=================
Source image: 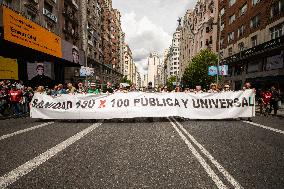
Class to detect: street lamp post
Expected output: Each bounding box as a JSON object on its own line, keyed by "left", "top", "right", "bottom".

{"left": 216, "top": 13, "right": 221, "bottom": 85}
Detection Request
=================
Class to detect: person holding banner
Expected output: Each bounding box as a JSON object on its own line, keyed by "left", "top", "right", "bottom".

{"left": 208, "top": 83, "right": 219, "bottom": 93}
{"left": 88, "top": 83, "right": 100, "bottom": 94}
{"left": 195, "top": 86, "right": 203, "bottom": 93}
{"left": 223, "top": 84, "right": 232, "bottom": 92}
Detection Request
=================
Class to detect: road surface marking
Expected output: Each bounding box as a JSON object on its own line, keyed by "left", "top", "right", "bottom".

{"left": 0, "top": 122, "right": 54, "bottom": 141}
{"left": 243, "top": 121, "right": 284, "bottom": 135}
{"left": 171, "top": 117, "right": 244, "bottom": 189}
{"left": 168, "top": 118, "right": 228, "bottom": 189}
{"left": 0, "top": 121, "right": 103, "bottom": 188}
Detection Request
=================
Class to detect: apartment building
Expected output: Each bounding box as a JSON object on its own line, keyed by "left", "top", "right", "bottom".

{"left": 179, "top": 0, "right": 218, "bottom": 79}
{"left": 0, "top": 0, "right": 83, "bottom": 85}
{"left": 147, "top": 52, "right": 160, "bottom": 88}
{"left": 167, "top": 22, "right": 182, "bottom": 81}
{"left": 219, "top": 0, "right": 284, "bottom": 90}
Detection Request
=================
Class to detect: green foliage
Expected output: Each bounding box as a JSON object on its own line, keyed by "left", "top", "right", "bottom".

{"left": 182, "top": 49, "right": 218, "bottom": 90}
{"left": 166, "top": 75, "right": 177, "bottom": 91}
{"left": 120, "top": 76, "right": 132, "bottom": 85}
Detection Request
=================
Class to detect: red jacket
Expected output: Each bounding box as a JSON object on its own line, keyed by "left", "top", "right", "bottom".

{"left": 9, "top": 90, "right": 23, "bottom": 103}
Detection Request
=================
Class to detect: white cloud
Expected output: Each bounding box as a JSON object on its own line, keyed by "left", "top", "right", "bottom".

{"left": 121, "top": 12, "right": 171, "bottom": 74}
{"left": 113, "top": 0, "right": 198, "bottom": 74}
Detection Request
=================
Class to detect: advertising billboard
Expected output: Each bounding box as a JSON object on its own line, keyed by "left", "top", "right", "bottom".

{"left": 62, "top": 40, "right": 84, "bottom": 65}
{"left": 266, "top": 54, "right": 283, "bottom": 71}
{"left": 208, "top": 66, "right": 218, "bottom": 76}
{"left": 3, "top": 7, "right": 62, "bottom": 58}
{"left": 208, "top": 65, "right": 228, "bottom": 76}
{"left": 0, "top": 56, "right": 18, "bottom": 80}
{"left": 80, "top": 66, "right": 94, "bottom": 77}
{"left": 27, "top": 62, "right": 54, "bottom": 80}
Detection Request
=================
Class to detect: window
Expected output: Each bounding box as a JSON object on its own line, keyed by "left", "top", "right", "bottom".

{"left": 251, "top": 35, "right": 257, "bottom": 47}
{"left": 238, "top": 42, "right": 245, "bottom": 51}
{"left": 229, "top": 0, "right": 236, "bottom": 6}
{"left": 270, "top": 23, "right": 284, "bottom": 39}
{"left": 238, "top": 25, "right": 245, "bottom": 37}
{"left": 44, "top": 1, "right": 53, "bottom": 13}
{"left": 229, "top": 14, "right": 236, "bottom": 25}
{"left": 270, "top": 0, "right": 282, "bottom": 18}
{"left": 250, "top": 15, "right": 260, "bottom": 28}
{"left": 228, "top": 32, "right": 234, "bottom": 43}
{"left": 252, "top": 0, "right": 260, "bottom": 6}
{"left": 228, "top": 48, "right": 233, "bottom": 56}
{"left": 239, "top": 3, "right": 247, "bottom": 16}
{"left": 206, "top": 27, "right": 210, "bottom": 33}
{"left": 220, "top": 8, "right": 225, "bottom": 16}
{"left": 27, "top": 11, "right": 37, "bottom": 21}
{"left": 221, "top": 22, "right": 225, "bottom": 31}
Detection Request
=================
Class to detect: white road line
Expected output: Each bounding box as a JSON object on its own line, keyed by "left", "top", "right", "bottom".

{"left": 243, "top": 121, "right": 284, "bottom": 135}
{"left": 0, "top": 122, "right": 54, "bottom": 141}
{"left": 168, "top": 118, "right": 228, "bottom": 189}
{"left": 0, "top": 121, "right": 103, "bottom": 188}
{"left": 171, "top": 117, "right": 244, "bottom": 189}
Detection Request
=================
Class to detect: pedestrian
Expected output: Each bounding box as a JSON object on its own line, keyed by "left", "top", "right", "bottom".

{"left": 8, "top": 84, "right": 23, "bottom": 117}
{"left": 208, "top": 83, "right": 219, "bottom": 93}
{"left": 77, "top": 82, "right": 86, "bottom": 94}
{"left": 243, "top": 82, "right": 254, "bottom": 121}
{"left": 57, "top": 84, "right": 67, "bottom": 94}
{"left": 174, "top": 86, "right": 182, "bottom": 92}
{"left": 195, "top": 86, "right": 203, "bottom": 93}
{"left": 67, "top": 83, "right": 76, "bottom": 94}
{"left": 36, "top": 86, "right": 45, "bottom": 94}
{"left": 88, "top": 83, "right": 100, "bottom": 94}
{"left": 105, "top": 82, "right": 114, "bottom": 94}
{"left": 270, "top": 86, "right": 280, "bottom": 116}
{"left": 222, "top": 84, "right": 231, "bottom": 92}
{"left": 51, "top": 85, "right": 58, "bottom": 96}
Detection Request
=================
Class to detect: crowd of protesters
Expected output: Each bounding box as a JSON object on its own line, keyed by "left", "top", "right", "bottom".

{"left": 0, "top": 79, "right": 282, "bottom": 117}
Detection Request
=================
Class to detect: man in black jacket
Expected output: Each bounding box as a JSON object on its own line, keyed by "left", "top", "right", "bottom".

{"left": 30, "top": 64, "right": 53, "bottom": 88}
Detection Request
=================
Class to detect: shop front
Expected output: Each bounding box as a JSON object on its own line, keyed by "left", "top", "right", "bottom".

{"left": 0, "top": 6, "right": 83, "bottom": 87}
{"left": 223, "top": 35, "right": 284, "bottom": 92}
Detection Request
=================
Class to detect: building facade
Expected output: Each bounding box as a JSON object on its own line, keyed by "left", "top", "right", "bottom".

{"left": 0, "top": 0, "right": 127, "bottom": 86}
{"left": 167, "top": 22, "right": 182, "bottom": 82}
{"left": 147, "top": 52, "right": 160, "bottom": 88}
{"left": 219, "top": 0, "right": 284, "bottom": 91}
{"left": 179, "top": 0, "right": 218, "bottom": 80}
{"left": 0, "top": 0, "right": 82, "bottom": 86}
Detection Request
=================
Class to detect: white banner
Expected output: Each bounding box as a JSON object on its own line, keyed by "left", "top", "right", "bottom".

{"left": 30, "top": 90, "right": 255, "bottom": 120}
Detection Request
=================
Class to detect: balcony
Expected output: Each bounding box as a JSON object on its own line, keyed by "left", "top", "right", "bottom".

{"left": 24, "top": 0, "right": 39, "bottom": 13}
{"left": 62, "top": 9, "right": 79, "bottom": 25}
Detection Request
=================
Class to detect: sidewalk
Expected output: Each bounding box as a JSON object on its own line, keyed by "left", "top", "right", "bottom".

{"left": 255, "top": 104, "right": 284, "bottom": 118}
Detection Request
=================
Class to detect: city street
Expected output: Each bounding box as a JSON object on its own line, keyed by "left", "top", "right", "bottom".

{"left": 0, "top": 116, "right": 283, "bottom": 188}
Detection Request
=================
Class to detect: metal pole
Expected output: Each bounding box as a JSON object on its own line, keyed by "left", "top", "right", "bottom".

{"left": 217, "top": 13, "right": 221, "bottom": 85}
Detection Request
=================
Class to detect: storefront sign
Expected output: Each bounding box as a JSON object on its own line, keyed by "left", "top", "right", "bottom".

{"left": 208, "top": 66, "right": 217, "bottom": 76}
{"left": 0, "top": 56, "right": 18, "bottom": 80}
{"left": 2, "top": 7, "right": 62, "bottom": 58}
{"left": 80, "top": 66, "right": 94, "bottom": 77}
{"left": 208, "top": 65, "right": 228, "bottom": 76}
{"left": 266, "top": 54, "right": 283, "bottom": 70}
{"left": 62, "top": 40, "right": 84, "bottom": 65}
{"left": 43, "top": 8, "right": 57, "bottom": 23}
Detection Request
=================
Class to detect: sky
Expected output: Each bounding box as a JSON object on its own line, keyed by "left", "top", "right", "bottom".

{"left": 112, "top": 0, "right": 198, "bottom": 75}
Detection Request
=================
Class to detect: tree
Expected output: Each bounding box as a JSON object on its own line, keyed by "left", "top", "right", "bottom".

{"left": 120, "top": 76, "right": 132, "bottom": 85}
{"left": 182, "top": 49, "right": 218, "bottom": 90}
{"left": 166, "top": 75, "right": 177, "bottom": 91}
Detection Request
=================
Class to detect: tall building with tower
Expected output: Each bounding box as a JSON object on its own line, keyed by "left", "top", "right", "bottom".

{"left": 147, "top": 52, "right": 160, "bottom": 88}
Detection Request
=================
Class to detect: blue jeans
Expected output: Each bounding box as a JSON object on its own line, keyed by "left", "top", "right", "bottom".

{"left": 11, "top": 102, "right": 21, "bottom": 116}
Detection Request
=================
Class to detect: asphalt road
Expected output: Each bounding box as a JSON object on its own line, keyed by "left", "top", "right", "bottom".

{"left": 0, "top": 116, "right": 283, "bottom": 188}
